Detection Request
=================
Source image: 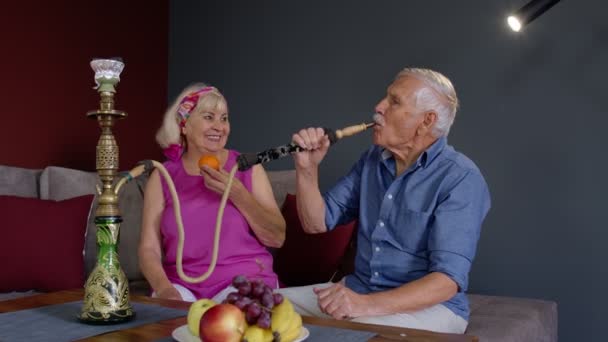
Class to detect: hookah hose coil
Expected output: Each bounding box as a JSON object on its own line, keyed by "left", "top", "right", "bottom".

{"left": 127, "top": 160, "right": 238, "bottom": 283}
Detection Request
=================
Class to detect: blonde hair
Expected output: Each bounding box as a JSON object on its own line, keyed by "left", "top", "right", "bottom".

{"left": 397, "top": 68, "right": 459, "bottom": 137}
{"left": 155, "top": 83, "right": 228, "bottom": 149}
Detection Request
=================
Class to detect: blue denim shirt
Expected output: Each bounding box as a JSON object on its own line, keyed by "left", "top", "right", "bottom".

{"left": 323, "top": 137, "right": 491, "bottom": 320}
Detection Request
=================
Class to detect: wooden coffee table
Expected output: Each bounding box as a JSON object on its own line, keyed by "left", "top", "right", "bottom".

{"left": 0, "top": 289, "right": 478, "bottom": 341}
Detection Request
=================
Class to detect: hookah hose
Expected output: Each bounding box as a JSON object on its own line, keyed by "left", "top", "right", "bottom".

{"left": 119, "top": 160, "right": 238, "bottom": 284}
{"left": 117, "top": 121, "right": 375, "bottom": 284}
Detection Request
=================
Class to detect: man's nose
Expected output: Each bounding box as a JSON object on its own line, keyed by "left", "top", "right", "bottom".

{"left": 374, "top": 98, "right": 387, "bottom": 114}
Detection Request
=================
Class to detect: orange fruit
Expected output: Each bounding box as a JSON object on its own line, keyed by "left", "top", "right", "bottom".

{"left": 198, "top": 154, "right": 220, "bottom": 171}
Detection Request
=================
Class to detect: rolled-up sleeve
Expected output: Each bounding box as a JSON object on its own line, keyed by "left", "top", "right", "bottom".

{"left": 428, "top": 170, "right": 491, "bottom": 292}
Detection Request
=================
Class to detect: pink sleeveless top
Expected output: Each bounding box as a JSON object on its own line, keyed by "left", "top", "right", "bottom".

{"left": 159, "top": 150, "right": 278, "bottom": 299}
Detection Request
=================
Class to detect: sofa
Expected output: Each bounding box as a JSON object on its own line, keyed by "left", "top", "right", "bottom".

{"left": 0, "top": 164, "right": 557, "bottom": 341}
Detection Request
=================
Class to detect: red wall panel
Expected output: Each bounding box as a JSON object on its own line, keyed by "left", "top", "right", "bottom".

{"left": 0, "top": 1, "right": 168, "bottom": 171}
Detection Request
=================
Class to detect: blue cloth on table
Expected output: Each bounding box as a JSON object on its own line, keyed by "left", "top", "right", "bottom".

{"left": 306, "top": 324, "right": 376, "bottom": 341}
{"left": 0, "top": 301, "right": 187, "bottom": 342}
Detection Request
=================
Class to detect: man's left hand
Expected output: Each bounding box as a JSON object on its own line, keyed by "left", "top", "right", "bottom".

{"left": 314, "top": 282, "right": 369, "bottom": 320}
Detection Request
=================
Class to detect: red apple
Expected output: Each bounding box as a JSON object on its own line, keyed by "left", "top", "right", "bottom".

{"left": 199, "top": 303, "right": 247, "bottom": 342}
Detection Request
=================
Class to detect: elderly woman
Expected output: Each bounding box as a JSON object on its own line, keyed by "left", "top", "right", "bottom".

{"left": 138, "top": 84, "right": 285, "bottom": 301}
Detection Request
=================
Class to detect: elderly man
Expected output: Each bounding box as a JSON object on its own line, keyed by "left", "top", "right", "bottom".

{"left": 280, "top": 68, "right": 491, "bottom": 333}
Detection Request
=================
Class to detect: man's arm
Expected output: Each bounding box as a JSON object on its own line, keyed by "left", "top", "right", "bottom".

{"left": 366, "top": 272, "right": 458, "bottom": 315}
{"left": 316, "top": 272, "right": 457, "bottom": 318}
{"left": 295, "top": 162, "right": 327, "bottom": 233}
{"left": 292, "top": 127, "right": 331, "bottom": 234}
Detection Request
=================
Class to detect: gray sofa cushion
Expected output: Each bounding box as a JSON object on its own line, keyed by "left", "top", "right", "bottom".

{"left": 39, "top": 166, "right": 97, "bottom": 201}
{"left": 0, "top": 290, "right": 37, "bottom": 301}
{"left": 467, "top": 294, "right": 558, "bottom": 342}
{"left": 0, "top": 165, "right": 41, "bottom": 198}
{"left": 267, "top": 169, "right": 295, "bottom": 207}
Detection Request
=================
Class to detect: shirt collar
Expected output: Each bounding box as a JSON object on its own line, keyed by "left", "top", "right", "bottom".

{"left": 380, "top": 136, "right": 447, "bottom": 168}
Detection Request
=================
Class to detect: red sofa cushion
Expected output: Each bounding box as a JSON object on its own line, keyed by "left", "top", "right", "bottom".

{"left": 274, "top": 194, "right": 356, "bottom": 286}
{"left": 0, "top": 194, "right": 94, "bottom": 292}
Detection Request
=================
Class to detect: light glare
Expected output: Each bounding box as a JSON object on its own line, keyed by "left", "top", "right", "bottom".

{"left": 507, "top": 16, "right": 522, "bottom": 32}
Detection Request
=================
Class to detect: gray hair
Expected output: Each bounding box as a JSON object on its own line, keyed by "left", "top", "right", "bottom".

{"left": 396, "top": 68, "right": 459, "bottom": 137}
{"left": 155, "top": 83, "right": 227, "bottom": 149}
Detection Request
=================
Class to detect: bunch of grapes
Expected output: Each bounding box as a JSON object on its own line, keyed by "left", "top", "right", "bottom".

{"left": 223, "top": 275, "right": 284, "bottom": 329}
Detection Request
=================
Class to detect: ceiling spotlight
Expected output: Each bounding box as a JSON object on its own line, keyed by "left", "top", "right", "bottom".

{"left": 507, "top": 0, "right": 561, "bottom": 32}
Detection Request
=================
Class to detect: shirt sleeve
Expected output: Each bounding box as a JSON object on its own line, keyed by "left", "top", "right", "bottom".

{"left": 427, "top": 169, "right": 491, "bottom": 292}
{"left": 323, "top": 151, "right": 367, "bottom": 230}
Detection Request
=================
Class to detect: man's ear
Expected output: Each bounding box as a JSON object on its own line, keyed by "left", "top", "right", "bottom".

{"left": 417, "top": 111, "right": 437, "bottom": 136}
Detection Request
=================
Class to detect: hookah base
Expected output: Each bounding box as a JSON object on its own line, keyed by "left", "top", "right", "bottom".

{"left": 78, "top": 309, "right": 136, "bottom": 325}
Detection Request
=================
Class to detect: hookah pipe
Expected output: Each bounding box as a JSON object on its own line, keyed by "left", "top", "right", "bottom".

{"left": 236, "top": 122, "right": 376, "bottom": 171}
{"left": 119, "top": 121, "right": 375, "bottom": 284}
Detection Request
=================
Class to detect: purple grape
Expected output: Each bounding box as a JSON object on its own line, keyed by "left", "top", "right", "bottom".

{"left": 257, "top": 311, "right": 271, "bottom": 329}
{"left": 225, "top": 292, "right": 240, "bottom": 304}
{"left": 238, "top": 282, "right": 252, "bottom": 296}
{"left": 251, "top": 282, "right": 265, "bottom": 298}
{"left": 245, "top": 311, "right": 258, "bottom": 325}
{"left": 273, "top": 293, "right": 284, "bottom": 305}
{"left": 232, "top": 275, "right": 248, "bottom": 288}
{"left": 247, "top": 302, "right": 262, "bottom": 317}
{"left": 264, "top": 285, "right": 273, "bottom": 294}
{"left": 261, "top": 292, "right": 274, "bottom": 309}
{"left": 234, "top": 298, "right": 248, "bottom": 310}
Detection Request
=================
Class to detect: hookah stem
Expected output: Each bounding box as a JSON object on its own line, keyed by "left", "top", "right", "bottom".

{"left": 151, "top": 160, "right": 238, "bottom": 283}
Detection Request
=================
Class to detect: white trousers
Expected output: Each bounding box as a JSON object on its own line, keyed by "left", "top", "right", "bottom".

{"left": 276, "top": 283, "right": 468, "bottom": 334}
{"left": 151, "top": 283, "right": 235, "bottom": 303}
{"left": 151, "top": 284, "right": 250, "bottom": 304}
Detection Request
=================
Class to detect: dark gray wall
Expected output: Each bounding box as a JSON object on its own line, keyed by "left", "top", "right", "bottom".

{"left": 169, "top": 1, "right": 608, "bottom": 340}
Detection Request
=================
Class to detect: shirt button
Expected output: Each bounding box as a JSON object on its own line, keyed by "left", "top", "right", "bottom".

{"left": 374, "top": 272, "right": 379, "bottom": 277}
{"left": 375, "top": 246, "right": 380, "bottom": 252}
{"left": 379, "top": 221, "right": 384, "bottom": 227}
{"left": 387, "top": 194, "right": 393, "bottom": 199}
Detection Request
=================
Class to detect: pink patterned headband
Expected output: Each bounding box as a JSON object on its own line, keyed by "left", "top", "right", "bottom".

{"left": 177, "top": 86, "right": 215, "bottom": 127}
{"left": 163, "top": 86, "right": 215, "bottom": 161}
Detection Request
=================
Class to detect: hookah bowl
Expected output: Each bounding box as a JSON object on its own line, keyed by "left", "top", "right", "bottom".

{"left": 79, "top": 58, "right": 134, "bottom": 323}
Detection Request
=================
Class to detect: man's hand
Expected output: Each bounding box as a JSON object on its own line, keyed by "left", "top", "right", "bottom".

{"left": 314, "top": 282, "right": 370, "bottom": 320}
{"left": 292, "top": 127, "right": 331, "bottom": 170}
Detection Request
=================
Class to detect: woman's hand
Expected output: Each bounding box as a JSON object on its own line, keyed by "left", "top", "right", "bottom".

{"left": 200, "top": 165, "right": 243, "bottom": 198}
{"left": 156, "top": 286, "right": 182, "bottom": 301}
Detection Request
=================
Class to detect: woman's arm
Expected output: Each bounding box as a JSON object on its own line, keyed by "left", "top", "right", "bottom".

{"left": 138, "top": 170, "right": 181, "bottom": 300}
{"left": 201, "top": 163, "right": 286, "bottom": 248}
{"left": 228, "top": 164, "right": 286, "bottom": 248}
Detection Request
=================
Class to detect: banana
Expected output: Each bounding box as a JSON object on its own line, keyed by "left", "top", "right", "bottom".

{"left": 242, "top": 325, "right": 273, "bottom": 342}
{"left": 279, "top": 312, "right": 302, "bottom": 342}
{"left": 271, "top": 297, "right": 295, "bottom": 335}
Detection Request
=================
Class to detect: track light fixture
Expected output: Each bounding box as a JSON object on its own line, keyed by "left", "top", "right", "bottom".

{"left": 507, "top": 0, "right": 561, "bottom": 32}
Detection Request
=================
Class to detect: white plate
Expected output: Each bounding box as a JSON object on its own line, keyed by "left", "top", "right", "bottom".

{"left": 172, "top": 324, "right": 309, "bottom": 342}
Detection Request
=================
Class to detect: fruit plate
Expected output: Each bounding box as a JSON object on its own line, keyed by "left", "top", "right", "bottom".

{"left": 172, "top": 325, "right": 309, "bottom": 342}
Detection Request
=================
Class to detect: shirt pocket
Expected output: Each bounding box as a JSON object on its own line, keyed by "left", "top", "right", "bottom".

{"left": 388, "top": 209, "right": 431, "bottom": 254}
